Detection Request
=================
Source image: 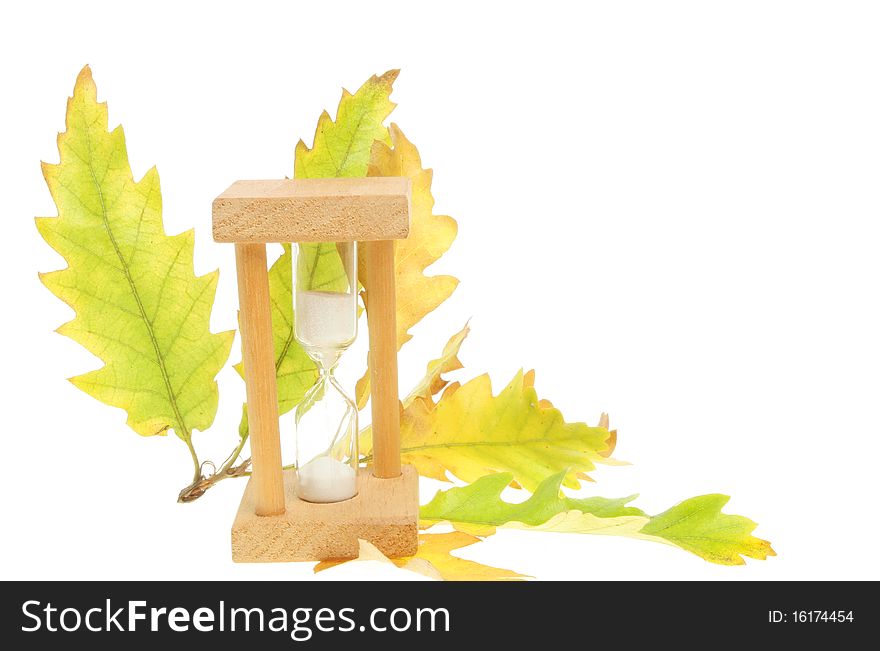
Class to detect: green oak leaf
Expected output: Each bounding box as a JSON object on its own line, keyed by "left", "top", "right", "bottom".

{"left": 237, "top": 71, "right": 398, "bottom": 436}
{"left": 293, "top": 70, "right": 399, "bottom": 293}
{"left": 421, "top": 472, "right": 775, "bottom": 565}
{"left": 236, "top": 245, "right": 317, "bottom": 437}
{"left": 640, "top": 494, "right": 777, "bottom": 565}
{"left": 295, "top": 69, "right": 397, "bottom": 178}
{"left": 420, "top": 472, "right": 645, "bottom": 536}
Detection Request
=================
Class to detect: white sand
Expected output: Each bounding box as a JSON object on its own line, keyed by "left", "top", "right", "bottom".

{"left": 296, "top": 456, "right": 357, "bottom": 503}
{"left": 295, "top": 291, "right": 357, "bottom": 350}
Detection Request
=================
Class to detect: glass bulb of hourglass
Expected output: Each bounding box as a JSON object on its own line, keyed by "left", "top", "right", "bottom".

{"left": 293, "top": 241, "right": 359, "bottom": 503}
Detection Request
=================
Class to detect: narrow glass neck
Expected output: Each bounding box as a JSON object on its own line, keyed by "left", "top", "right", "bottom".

{"left": 308, "top": 348, "right": 343, "bottom": 373}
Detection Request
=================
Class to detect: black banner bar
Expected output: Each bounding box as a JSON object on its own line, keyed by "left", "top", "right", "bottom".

{"left": 0, "top": 581, "right": 867, "bottom": 647}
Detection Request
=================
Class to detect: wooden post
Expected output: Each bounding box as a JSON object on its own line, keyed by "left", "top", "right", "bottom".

{"left": 234, "top": 243, "right": 285, "bottom": 516}
{"left": 364, "top": 240, "right": 401, "bottom": 478}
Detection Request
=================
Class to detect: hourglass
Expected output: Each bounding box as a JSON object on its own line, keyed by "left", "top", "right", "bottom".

{"left": 213, "top": 177, "right": 417, "bottom": 562}
{"left": 293, "top": 240, "right": 359, "bottom": 503}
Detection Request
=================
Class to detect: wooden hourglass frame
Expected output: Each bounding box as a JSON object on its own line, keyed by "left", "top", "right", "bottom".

{"left": 212, "top": 177, "right": 417, "bottom": 562}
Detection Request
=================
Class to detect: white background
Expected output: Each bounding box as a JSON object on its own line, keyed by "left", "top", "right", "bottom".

{"left": 1, "top": 0, "right": 878, "bottom": 581}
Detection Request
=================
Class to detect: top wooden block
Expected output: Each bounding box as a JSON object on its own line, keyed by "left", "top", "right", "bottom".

{"left": 212, "top": 177, "right": 411, "bottom": 243}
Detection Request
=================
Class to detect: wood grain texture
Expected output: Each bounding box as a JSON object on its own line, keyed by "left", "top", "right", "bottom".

{"left": 231, "top": 466, "right": 419, "bottom": 562}
{"left": 213, "top": 177, "right": 411, "bottom": 243}
{"left": 364, "top": 240, "right": 402, "bottom": 478}
{"left": 235, "top": 243, "right": 285, "bottom": 516}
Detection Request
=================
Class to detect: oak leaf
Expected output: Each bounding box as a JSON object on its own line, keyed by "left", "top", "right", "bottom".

{"left": 293, "top": 70, "right": 399, "bottom": 295}
{"left": 403, "top": 322, "right": 469, "bottom": 406}
{"left": 314, "top": 534, "right": 527, "bottom": 581}
{"left": 639, "top": 494, "right": 776, "bottom": 565}
{"left": 421, "top": 472, "right": 776, "bottom": 565}
{"left": 238, "top": 71, "right": 399, "bottom": 434}
{"left": 355, "top": 125, "right": 459, "bottom": 407}
{"left": 362, "top": 368, "right": 614, "bottom": 491}
{"left": 37, "top": 67, "right": 233, "bottom": 445}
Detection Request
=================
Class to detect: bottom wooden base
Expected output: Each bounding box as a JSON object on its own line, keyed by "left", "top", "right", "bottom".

{"left": 231, "top": 465, "right": 419, "bottom": 562}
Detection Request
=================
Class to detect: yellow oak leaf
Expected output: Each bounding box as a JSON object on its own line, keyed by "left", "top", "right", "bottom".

{"left": 509, "top": 511, "right": 650, "bottom": 536}
{"left": 356, "top": 125, "right": 459, "bottom": 407}
{"left": 361, "top": 367, "right": 614, "bottom": 492}
{"left": 403, "top": 322, "right": 469, "bottom": 406}
{"left": 314, "top": 533, "right": 527, "bottom": 581}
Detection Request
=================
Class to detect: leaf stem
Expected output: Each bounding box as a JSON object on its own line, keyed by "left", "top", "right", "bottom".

{"left": 177, "top": 433, "right": 252, "bottom": 503}
{"left": 184, "top": 436, "right": 201, "bottom": 484}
